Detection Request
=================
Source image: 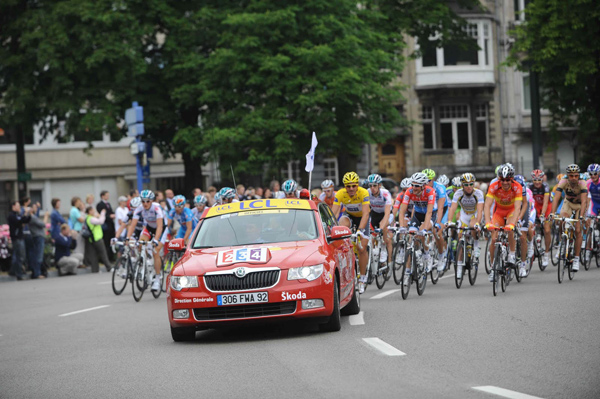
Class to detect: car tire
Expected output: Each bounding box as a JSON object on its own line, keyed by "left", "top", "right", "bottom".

{"left": 341, "top": 276, "right": 360, "bottom": 316}
{"left": 170, "top": 326, "right": 196, "bottom": 342}
{"left": 319, "top": 276, "right": 341, "bottom": 332}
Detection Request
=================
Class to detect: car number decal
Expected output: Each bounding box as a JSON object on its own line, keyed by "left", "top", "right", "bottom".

{"left": 217, "top": 247, "right": 270, "bottom": 266}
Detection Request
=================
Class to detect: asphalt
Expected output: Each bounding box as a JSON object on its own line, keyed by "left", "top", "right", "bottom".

{"left": 1, "top": 256, "right": 599, "bottom": 399}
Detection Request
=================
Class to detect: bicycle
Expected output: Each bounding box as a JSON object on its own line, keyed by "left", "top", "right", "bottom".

{"left": 581, "top": 215, "right": 600, "bottom": 270}
{"left": 110, "top": 240, "right": 138, "bottom": 296}
{"left": 553, "top": 216, "right": 579, "bottom": 283}
{"left": 434, "top": 225, "right": 458, "bottom": 284}
{"left": 528, "top": 217, "right": 548, "bottom": 273}
{"left": 390, "top": 225, "right": 406, "bottom": 286}
{"left": 447, "top": 224, "right": 479, "bottom": 288}
{"left": 132, "top": 240, "right": 163, "bottom": 302}
{"left": 400, "top": 229, "right": 429, "bottom": 300}
{"left": 550, "top": 220, "right": 561, "bottom": 266}
{"left": 367, "top": 228, "right": 390, "bottom": 290}
{"left": 487, "top": 226, "right": 515, "bottom": 296}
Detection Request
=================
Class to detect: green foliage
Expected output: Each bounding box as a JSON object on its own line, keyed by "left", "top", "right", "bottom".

{"left": 507, "top": 0, "right": 600, "bottom": 164}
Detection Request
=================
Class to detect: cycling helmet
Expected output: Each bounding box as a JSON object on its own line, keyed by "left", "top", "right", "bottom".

{"left": 437, "top": 174, "right": 449, "bottom": 187}
{"left": 495, "top": 165, "right": 503, "bottom": 177}
{"left": 282, "top": 179, "right": 298, "bottom": 194}
{"left": 581, "top": 172, "right": 590, "bottom": 181}
{"left": 140, "top": 189, "right": 155, "bottom": 201}
{"left": 173, "top": 195, "right": 186, "bottom": 207}
{"left": 556, "top": 173, "right": 565, "bottom": 182}
{"left": 299, "top": 189, "right": 311, "bottom": 199}
{"left": 531, "top": 169, "right": 545, "bottom": 180}
{"left": 421, "top": 168, "right": 436, "bottom": 181}
{"left": 452, "top": 177, "right": 462, "bottom": 187}
{"left": 514, "top": 175, "right": 526, "bottom": 187}
{"left": 342, "top": 171, "right": 360, "bottom": 186}
{"left": 360, "top": 179, "right": 369, "bottom": 189}
{"left": 194, "top": 195, "right": 208, "bottom": 206}
{"left": 400, "top": 178, "right": 411, "bottom": 189}
{"left": 461, "top": 173, "right": 476, "bottom": 184}
{"left": 219, "top": 187, "right": 236, "bottom": 200}
{"left": 130, "top": 197, "right": 142, "bottom": 209}
{"left": 411, "top": 172, "right": 428, "bottom": 186}
{"left": 321, "top": 179, "right": 334, "bottom": 189}
{"left": 565, "top": 164, "right": 580, "bottom": 173}
{"left": 588, "top": 164, "right": 600, "bottom": 173}
{"left": 214, "top": 192, "right": 222, "bottom": 205}
{"left": 367, "top": 174, "right": 382, "bottom": 184}
{"left": 499, "top": 164, "right": 515, "bottom": 179}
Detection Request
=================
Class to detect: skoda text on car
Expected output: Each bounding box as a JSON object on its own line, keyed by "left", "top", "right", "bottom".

{"left": 167, "top": 199, "right": 360, "bottom": 341}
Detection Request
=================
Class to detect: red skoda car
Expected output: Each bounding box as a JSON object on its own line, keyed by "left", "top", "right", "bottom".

{"left": 167, "top": 199, "right": 360, "bottom": 341}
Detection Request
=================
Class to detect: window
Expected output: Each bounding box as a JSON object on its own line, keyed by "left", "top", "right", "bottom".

{"left": 476, "top": 104, "right": 488, "bottom": 147}
{"left": 514, "top": 0, "right": 531, "bottom": 22}
{"left": 322, "top": 158, "right": 338, "bottom": 185}
{"left": 382, "top": 144, "right": 396, "bottom": 155}
{"left": 283, "top": 161, "right": 302, "bottom": 182}
{"left": 422, "top": 106, "right": 435, "bottom": 149}
{"left": 418, "top": 20, "right": 492, "bottom": 70}
{"left": 439, "top": 105, "right": 471, "bottom": 150}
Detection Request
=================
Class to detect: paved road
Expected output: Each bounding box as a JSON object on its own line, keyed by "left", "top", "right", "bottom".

{"left": 1, "top": 261, "right": 599, "bottom": 399}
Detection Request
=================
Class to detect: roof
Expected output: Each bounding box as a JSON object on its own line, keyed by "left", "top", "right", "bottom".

{"left": 204, "top": 199, "right": 313, "bottom": 218}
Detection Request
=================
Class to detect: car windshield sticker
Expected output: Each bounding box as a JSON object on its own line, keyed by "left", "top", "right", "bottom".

{"left": 217, "top": 247, "right": 270, "bottom": 266}
{"left": 238, "top": 209, "right": 290, "bottom": 216}
{"left": 206, "top": 199, "right": 311, "bottom": 218}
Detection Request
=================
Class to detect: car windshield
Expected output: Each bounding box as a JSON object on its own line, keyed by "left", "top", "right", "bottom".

{"left": 192, "top": 209, "right": 318, "bottom": 248}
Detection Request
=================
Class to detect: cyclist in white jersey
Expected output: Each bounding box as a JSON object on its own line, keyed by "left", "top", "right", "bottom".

{"left": 192, "top": 195, "right": 209, "bottom": 222}
{"left": 126, "top": 190, "right": 164, "bottom": 292}
{"left": 445, "top": 173, "right": 484, "bottom": 277}
{"left": 367, "top": 174, "right": 393, "bottom": 264}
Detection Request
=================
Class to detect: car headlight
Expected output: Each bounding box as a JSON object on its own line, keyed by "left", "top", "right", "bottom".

{"left": 170, "top": 276, "right": 199, "bottom": 291}
{"left": 287, "top": 264, "right": 324, "bottom": 282}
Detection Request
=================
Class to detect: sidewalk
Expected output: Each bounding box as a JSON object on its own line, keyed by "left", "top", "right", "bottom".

{"left": 0, "top": 266, "right": 112, "bottom": 283}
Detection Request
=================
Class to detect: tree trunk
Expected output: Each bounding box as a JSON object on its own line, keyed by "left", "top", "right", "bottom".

{"left": 182, "top": 152, "right": 203, "bottom": 199}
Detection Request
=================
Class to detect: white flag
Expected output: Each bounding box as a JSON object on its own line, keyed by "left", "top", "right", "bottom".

{"left": 305, "top": 132, "right": 318, "bottom": 172}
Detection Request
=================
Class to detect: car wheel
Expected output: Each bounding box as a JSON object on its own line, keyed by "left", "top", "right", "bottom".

{"left": 170, "top": 326, "right": 196, "bottom": 342}
{"left": 341, "top": 275, "right": 360, "bottom": 316}
{"left": 319, "top": 276, "right": 341, "bottom": 332}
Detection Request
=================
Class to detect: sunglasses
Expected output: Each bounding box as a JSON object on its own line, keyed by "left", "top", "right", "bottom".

{"left": 463, "top": 183, "right": 474, "bottom": 187}
{"left": 532, "top": 178, "right": 543, "bottom": 182}
{"left": 345, "top": 185, "right": 358, "bottom": 189}
{"left": 369, "top": 184, "right": 379, "bottom": 188}
{"left": 568, "top": 174, "right": 579, "bottom": 178}
{"left": 500, "top": 178, "right": 512, "bottom": 182}
{"left": 590, "top": 173, "right": 599, "bottom": 176}
{"left": 324, "top": 189, "right": 333, "bottom": 193}
{"left": 175, "top": 205, "right": 184, "bottom": 208}
{"left": 142, "top": 199, "right": 152, "bottom": 203}
{"left": 412, "top": 184, "right": 423, "bottom": 188}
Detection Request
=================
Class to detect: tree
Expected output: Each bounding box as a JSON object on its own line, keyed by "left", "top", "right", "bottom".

{"left": 508, "top": 0, "right": 600, "bottom": 165}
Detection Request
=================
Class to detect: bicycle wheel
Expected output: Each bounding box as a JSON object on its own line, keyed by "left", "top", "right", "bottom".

{"left": 501, "top": 272, "right": 506, "bottom": 292}
{"left": 484, "top": 237, "right": 492, "bottom": 274}
{"left": 551, "top": 228, "right": 560, "bottom": 266}
{"left": 132, "top": 259, "right": 145, "bottom": 302}
{"left": 557, "top": 238, "right": 566, "bottom": 284}
{"left": 468, "top": 250, "right": 478, "bottom": 286}
{"left": 430, "top": 266, "right": 440, "bottom": 284}
{"left": 492, "top": 250, "right": 501, "bottom": 296}
{"left": 375, "top": 261, "right": 386, "bottom": 290}
{"left": 151, "top": 258, "right": 163, "bottom": 298}
{"left": 400, "top": 250, "right": 412, "bottom": 300}
{"left": 568, "top": 241, "right": 575, "bottom": 280}
{"left": 455, "top": 241, "right": 464, "bottom": 289}
{"left": 583, "top": 233, "right": 592, "bottom": 271}
{"left": 365, "top": 245, "right": 374, "bottom": 286}
{"left": 392, "top": 243, "right": 405, "bottom": 285}
{"left": 416, "top": 262, "right": 427, "bottom": 296}
{"left": 111, "top": 256, "right": 129, "bottom": 296}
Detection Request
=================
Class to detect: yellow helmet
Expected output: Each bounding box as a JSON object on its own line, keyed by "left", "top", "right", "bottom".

{"left": 342, "top": 171, "right": 360, "bottom": 185}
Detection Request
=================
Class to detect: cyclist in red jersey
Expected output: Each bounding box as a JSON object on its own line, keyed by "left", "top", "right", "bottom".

{"left": 528, "top": 169, "right": 552, "bottom": 266}
{"left": 484, "top": 165, "right": 523, "bottom": 281}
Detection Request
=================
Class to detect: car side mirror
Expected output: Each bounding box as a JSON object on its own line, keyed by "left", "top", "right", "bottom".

{"left": 329, "top": 226, "right": 352, "bottom": 241}
{"left": 167, "top": 238, "right": 186, "bottom": 252}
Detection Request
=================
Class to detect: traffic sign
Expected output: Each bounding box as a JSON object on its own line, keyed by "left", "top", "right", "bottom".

{"left": 125, "top": 102, "right": 144, "bottom": 126}
{"left": 127, "top": 123, "right": 145, "bottom": 137}
{"left": 18, "top": 172, "right": 32, "bottom": 182}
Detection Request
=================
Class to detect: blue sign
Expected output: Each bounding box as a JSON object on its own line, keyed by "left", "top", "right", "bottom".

{"left": 125, "top": 102, "right": 144, "bottom": 126}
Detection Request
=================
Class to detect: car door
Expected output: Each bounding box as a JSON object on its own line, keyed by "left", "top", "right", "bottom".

{"left": 318, "top": 203, "right": 352, "bottom": 299}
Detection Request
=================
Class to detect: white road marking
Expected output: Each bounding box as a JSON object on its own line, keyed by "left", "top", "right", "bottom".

{"left": 362, "top": 337, "right": 406, "bottom": 356}
{"left": 59, "top": 305, "right": 110, "bottom": 317}
{"left": 97, "top": 281, "right": 112, "bottom": 285}
{"left": 370, "top": 289, "right": 401, "bottom": 299}
{"left": 349, "top": 311, "right": 365, "bottom": 325}
{"left": 472, "top": 386, "right": 544, "bottom": 399}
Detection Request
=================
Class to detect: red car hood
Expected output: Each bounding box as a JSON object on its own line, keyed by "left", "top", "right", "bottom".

{"left": 176, "top": 241, "right": 323, "bottom": 275}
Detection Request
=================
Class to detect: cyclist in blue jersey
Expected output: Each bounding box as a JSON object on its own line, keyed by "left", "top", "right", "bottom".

{"left": 586, "top": 164, "right": 600, "bottom": 216}
{"left": 423, "top": 169, "right": 447, "bottom": 266}
{"left": 168, "top": 195, "right": 197, "bottom": 244}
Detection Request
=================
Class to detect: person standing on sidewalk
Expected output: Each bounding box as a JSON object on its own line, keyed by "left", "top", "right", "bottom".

{"left": 7, "top": 201, "right": 31, "bottom": 280}
{"left": 96, "top": 191, "right": 115, "bottom": 262}
{"left": 27, "top": 203, "right": 49, "bottom": 279}
{"left": 84, "top": 206, "right": 113, "bottom": 273}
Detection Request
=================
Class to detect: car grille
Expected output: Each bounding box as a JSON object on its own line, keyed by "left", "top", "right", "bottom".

{"left": 193, "top": 302, "right": 296, "bottom": 321}
{"left": 204, "top": 270, "right": 280, "bottom": 292}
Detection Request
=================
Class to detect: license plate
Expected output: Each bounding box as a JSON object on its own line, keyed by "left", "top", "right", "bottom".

{"left": 217, "top": 292, "right": 269, "bottom": 306}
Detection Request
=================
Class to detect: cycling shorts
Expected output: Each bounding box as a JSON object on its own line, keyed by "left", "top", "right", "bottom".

{"left": 521, "top": 208, "right": 536, "bottom": 231}
{"left": 458, "top": 211, "right": 477, "bottom": 228}
{"left": 520, "top": 205, "right": 531, "bottom": 228}
{"left": 343, "top": 213, "right": 370, "bottom": 236}
{"left": 560, "top": 200, "right": 581, "bottom": 218}
{"left": 441, "top": 206, "right": 449, "bottom": 224}
{"left": 491, "top": 207, "right": 515, "bottom": 227}
{"left": 370, "top": 211, "right": 393, "bottom": 229}
{"left": 409, "top": 210, "right": 437, "bottom": 230}
{"left": 534, "top": 204, "right": 552, "bottom": 218}
{"left": 145, "top": 225, "right": 167, "bottom": 243}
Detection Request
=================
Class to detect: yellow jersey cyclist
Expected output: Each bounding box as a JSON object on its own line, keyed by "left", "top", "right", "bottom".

{"left": 445, "top": 173, "right": 484, "bottom": 278}
{"left": 331, "top": 171, "right": 371, "bottom": 294}
{"left": 551, "top": 164, "right": 588, "bottom": 271}
{"left": 366, "top": 174, "right": 393, "bottom": 267}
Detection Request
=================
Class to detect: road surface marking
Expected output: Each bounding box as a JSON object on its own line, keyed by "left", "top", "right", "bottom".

{"left": 370, "top": 289, "right": 400, "bottom": 299}
{"left": 97, "top": 281, "right": 112, "bottom": 285}
{"left": 349, "top": 311, "right": 365, "bottom": 325}
{"left": 59, "top": 305, "right": 110, "bottom": 317}
{"left": 362, "top": 337, "right": 406, "bottom": 356}
{"left": 472, "top": 386, "right": 544, "bottom": 399}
